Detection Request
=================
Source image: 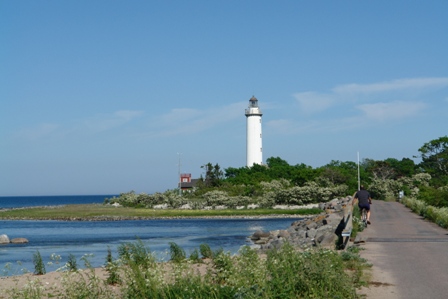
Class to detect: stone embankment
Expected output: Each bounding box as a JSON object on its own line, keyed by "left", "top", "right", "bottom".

{"left": 251, "top": 196, "right": 352, "bottom": 251}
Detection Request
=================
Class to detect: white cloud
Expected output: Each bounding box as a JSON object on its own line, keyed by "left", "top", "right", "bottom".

{"left": 292, "top": 77, "right": 448, "bottom": 116}
{"left": 82, "top": 110, "right": 144, "bottom": 133}
{"left": 356, "top": 101, "right": 426, "bottom": 122}
{"left": 293, "top": 92, "right": 335, "bottom": 114}
{"left": 280, "top": 77, "right": 447, "bottom": 133}
{"left": 149, "top": 102, "right": 245, "bottom": 137}
{"left": 333, "top": 77, "right": 448, "bottom": 94}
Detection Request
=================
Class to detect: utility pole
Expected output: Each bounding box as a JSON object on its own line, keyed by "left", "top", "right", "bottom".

{"left": 357, "top": 151, "right": 360, "bottom": 191}
{"left": 178, "top": 153, "right": 182, "bottom": 196}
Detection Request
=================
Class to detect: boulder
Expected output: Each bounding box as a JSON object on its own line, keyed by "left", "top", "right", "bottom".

{"left": 317, "top": 231, "right": 338, "bottom": 247}
{"left": 11, "top": 238, "right": 29, "bottom": 244}
{"left": 323, "top": 213, "right": 344, "bottom": 226}
{"left": 306, "top": 228, "right": 317, "bottom": 239}
{"left": 0, "top": 234, "right": 10, "bottom": 244}
{"left": 277, "top": 230, "right": 290, "bottom": 239}
{"left": 251, "top": 231, "right": 271, "bottom": 240}
{"left": 255, "top": 196, "right": 352, "bottom": 252}
{"left": 179, "top": 204, "right": 192, "bottom": 210}
{"left": 153, "top": 204, "right": 168, "bottom": 209}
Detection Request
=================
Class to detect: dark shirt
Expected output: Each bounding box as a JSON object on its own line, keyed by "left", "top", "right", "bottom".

{"left": 355, "top": 190, "right": 371, "bottom": 205}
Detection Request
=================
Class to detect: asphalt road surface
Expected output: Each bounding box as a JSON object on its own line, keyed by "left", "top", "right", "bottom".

{"left": 358, "top": 200, "right": 448, "bottom": 299}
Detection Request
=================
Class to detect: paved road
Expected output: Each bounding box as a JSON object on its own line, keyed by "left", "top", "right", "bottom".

{"left": 358, "top": 200, "right": 448, "bottom": 299}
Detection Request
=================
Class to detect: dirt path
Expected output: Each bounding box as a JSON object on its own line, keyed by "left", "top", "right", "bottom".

{"left": 357, "top": 200, "right": 448, "bottom": 299}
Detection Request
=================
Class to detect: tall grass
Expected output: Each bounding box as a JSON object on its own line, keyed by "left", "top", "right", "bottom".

{"left": 6, "top": 242, "right": 369, "bottom": 299}
{"left": 402, "top": 197, "right": 448, "bottom": 229}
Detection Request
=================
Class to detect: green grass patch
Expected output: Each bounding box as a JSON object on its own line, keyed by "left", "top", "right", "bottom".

{"left": 0, "top": 204, "right": 322, "bottom": 220}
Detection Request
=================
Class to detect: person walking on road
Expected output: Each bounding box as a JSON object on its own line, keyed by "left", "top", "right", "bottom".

{"left": 354, "top": 185, "right": 372, "bottom": 224}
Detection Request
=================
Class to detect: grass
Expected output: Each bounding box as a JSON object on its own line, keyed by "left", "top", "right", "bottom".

{"left": 402, "top": 196, "right": 448, "bottom": 229}
{"left": 5, "top": 241, "right": 370, "bottom": 299}
{"left": 0, "top": 204, "right": 322, "bottom": 220}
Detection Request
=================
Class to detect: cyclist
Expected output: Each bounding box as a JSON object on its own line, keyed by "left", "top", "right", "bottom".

{"left": 353, "top": 185, "right": 372, "bottom": 224}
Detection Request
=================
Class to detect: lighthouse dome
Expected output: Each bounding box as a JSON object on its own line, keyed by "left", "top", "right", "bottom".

{"left": 249, "top": 96, "right": 259, "bottom": 108}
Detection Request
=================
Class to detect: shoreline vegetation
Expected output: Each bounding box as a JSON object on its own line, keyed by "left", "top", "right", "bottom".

{"left": 1, "top": 241, "right": 369, "bottom": 299}
{"left": 0, "top": 204, "right": 322, "bottom": 221}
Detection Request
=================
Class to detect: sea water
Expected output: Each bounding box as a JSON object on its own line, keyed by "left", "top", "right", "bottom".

{"left": 0, "top": 195, "right": 112, "bottom": 209}
{"left": 0, "top": 196, "right": 301, "bottom": 276}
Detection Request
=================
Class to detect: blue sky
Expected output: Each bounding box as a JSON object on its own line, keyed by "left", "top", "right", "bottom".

{"left": 1, "top": 1, "right": 447, "bottom": 196}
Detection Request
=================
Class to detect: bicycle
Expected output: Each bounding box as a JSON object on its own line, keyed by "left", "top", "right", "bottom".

{"left": 361, "top": 208, "right": 368, "bottom": 228}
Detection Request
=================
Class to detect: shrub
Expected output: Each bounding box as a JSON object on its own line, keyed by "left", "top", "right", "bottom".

{"left": 212, "top": 251, "right": 234, "bottom": 284}
{"left": 402, "top": 197, "right": 448, "bottom": 229}
{"left": 417, "top": 186, "right": 448, "bottom": 207}
{"left": 169, "top": 242, "right": 186, "bottom": 263}
{"left": 117, "top": 239, "right": 154, "bottom": 269}
{"left": 33, "top": 250, "right": 46, "bottom": 275}
{"left": 199, "top": 243, "right": 213, "bottom": 259}
{"left": 189, "top": 248, "right": 201, "bottom": 263}
{"left": 105, "top": 247, "right": 120, "bottom": 285}
{"left": 265, "top": 244, "right": 359, "bottom": 298}
{"left": 67, "top": 254, "right": 78, "bottom": 272}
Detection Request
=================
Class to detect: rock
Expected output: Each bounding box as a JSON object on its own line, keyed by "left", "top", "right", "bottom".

{"left": 306, "top": 221, "right": 318, "bottom": 230}
{"left": 318, "top": 231, "right": 338, "bottom": 247}
{"left": 323, "top": 213, "right": 343, "bottom": 226}
{"left": 11, "top": 238, "right": 29, "bottom": 244}
{"left": 277, "top": 230, "right": 290, "bottom": 239}
{"left": 153, "top": 204, "right": 168, "bottom": 209}
{"left": 251, "top": 231, "right": 271, "bottom": 241}
{"left": 214, "top": 205, "right": 227, "bottom": 210}
{"left": 255, "top": 196, "right": 353, "bottom": 252}
{"left": 0, "top": 234, "right": 10, "bottom": 244}
{"left": 269, "top": 239, "right": 284, "bottom": 249}
{"left": 306, "top": 228, "right": 317, "bottom": 239}
{"left": 254, "top": 238, "right": 270, "bottom": 245}
{"left": 314, "top": 230, "right": 326, "bottom": 244}
{"left": 247, "top": 204, "right": 259, "bottom": 209}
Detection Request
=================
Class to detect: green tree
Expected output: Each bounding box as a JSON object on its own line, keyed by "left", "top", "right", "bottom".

{"left": 266, "top": 156, "right": 290, "bottom": 168}
{"left": 201, "top": 163, "right": 224, "bottom": 187}
{"left": 364, "top": 159, "right": 395, "bottom": 180}
{"left": 319, "top": 160, "right": 360, "bottom": 192}
{"left": 384, "top": 157, "right": 416, "bottom": 178}
{"left": 417, "top": 136, "right": 448, "bottom": 185}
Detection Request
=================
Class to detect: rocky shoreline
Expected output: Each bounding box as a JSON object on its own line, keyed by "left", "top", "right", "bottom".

{"left": 250, "top": 196, "right": 352, "bottom": 251}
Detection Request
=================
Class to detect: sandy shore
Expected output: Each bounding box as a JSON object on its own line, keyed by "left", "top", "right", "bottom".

{"left": 0, "top": 268, "right": 108, "bottom": 298}
{"left": 0, "top": 262, "right": 211, "bottom": 299}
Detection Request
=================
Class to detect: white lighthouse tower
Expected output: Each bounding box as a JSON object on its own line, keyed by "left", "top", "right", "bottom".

{"left": 245, "top": 96, "right": 263, "bottom": 167}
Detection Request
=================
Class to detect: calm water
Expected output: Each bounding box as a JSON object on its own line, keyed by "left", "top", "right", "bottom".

{"left": 0, "top": 195, "right": 113, "bottom": 209}
{"left": 0, "top": 196, "right": 300, "bottom": 276}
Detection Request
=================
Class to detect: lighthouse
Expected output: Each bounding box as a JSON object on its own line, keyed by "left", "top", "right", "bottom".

{"left": 245, "top": 96, "right": 263, "bottom": 167}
